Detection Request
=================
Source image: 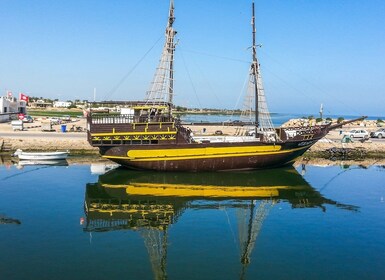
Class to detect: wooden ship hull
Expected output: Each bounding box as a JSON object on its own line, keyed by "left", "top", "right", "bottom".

{"left": 98, "top": 141, "right": 315, "bottom": 172}
{"left": 87, "top": 114, "right": 358, "bottom": 172}
{"left": 88, "top": 111, "right": 362, "bottom": 171}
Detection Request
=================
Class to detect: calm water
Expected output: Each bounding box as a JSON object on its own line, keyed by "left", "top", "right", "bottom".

{"left": 1, "top": 161, "right": 384, "bottom": 280}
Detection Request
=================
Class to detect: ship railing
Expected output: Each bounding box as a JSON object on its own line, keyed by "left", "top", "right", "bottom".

{"left": 280, "top": 125, "right": 325, "bottom": 139}
{"left": 88, "top": 114, "right": 134, "bottom": 124}
{"left": 88, "top": 114, "right": 174, "bottom": 125}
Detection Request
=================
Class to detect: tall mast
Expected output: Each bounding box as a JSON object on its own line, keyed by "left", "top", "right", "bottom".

{"left": 145, "top": 0, "right": 177, "bottom": 112}
{"left": 167, "top": 0, "right": 176, "bottom": 105}
{"left": 242, "top": 1, "right": 275, "bottom": 139}
{"left": 251, "top": 1, "right": 259, "bottom": 134}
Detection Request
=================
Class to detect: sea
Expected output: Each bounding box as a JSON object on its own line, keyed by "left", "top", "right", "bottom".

{"left": 1, "top": 159, "right": 384, "bottom": 280}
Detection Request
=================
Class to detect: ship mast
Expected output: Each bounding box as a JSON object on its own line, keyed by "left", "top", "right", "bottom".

{"left": 168, "top": 0, "right": 175, "bottom": 105}
{"left": 251, "top": 1, "right": 259, "bottom": 135}
{"left": 242, "top": 1, "right": 275, "bottom": 140}
{"left": 145, "top": 0, "right": 177, "bottom": 113}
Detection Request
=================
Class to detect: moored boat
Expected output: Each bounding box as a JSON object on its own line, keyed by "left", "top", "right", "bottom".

{"left": 13, "top": 149, "right": 69, "bottom": 160}
{"left": 86, "top": 1, "right": 365, "bottom": 171}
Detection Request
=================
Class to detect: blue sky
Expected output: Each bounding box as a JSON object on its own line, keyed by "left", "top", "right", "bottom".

{"left": 1, "top": 0, "right": 384, "bottom": 116}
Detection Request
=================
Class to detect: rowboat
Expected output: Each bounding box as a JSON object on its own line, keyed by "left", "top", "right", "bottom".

{"left": 13, "top": 149, "right": 69, "bottom": 160}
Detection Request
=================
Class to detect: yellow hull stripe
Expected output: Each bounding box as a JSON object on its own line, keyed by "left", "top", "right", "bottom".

{"left": 102, "top": 144, "right": 309, "bottom": 162}
{"left": 128, "top": 145, "right": 281, "bottom": 158}
{"left": 102, "top": 183, "right": 307, "bottom": 198}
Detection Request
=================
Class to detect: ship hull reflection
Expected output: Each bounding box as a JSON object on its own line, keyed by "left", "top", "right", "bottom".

{"left": 84, "top": 167, "right": 357, "bottom": 231}
{"left": 83, "top": 167, "right": 358, "bottom": 280}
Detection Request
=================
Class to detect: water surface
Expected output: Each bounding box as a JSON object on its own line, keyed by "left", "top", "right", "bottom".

{"left": 0, "top": 161, "right": 384, "bottom": 280}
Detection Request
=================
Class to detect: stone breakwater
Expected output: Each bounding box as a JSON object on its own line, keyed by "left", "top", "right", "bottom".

{"left": 294, "top": 119, "right": 385, "bottom": 158}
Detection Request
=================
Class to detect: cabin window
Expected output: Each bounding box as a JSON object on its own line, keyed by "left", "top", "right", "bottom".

{"left": 150, "top": 140, "right": 159, "bottom": 144}
{"left": 132, "top": 140, "right": 141, "bottom": 145}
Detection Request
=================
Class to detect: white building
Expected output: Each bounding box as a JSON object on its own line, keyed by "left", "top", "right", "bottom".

{"left": 53, "top": 101, "right": 72, "bottom": 108}
{"left": 29, "top": 99, "right": 52, "bottom": 108}
{"left": 0, "top": 95, "right": 27, "bottom": 123}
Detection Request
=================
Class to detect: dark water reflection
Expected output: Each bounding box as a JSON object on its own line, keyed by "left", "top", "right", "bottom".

{"left": 84, "top": 167, "right": 360, "bottom": 280}
{"left": 1, "top": 160, "right": 384, "bottom": 280}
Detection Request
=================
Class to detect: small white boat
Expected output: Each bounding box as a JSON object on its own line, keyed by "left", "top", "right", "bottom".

{"left": 13, "top": 149, "right": 69, "bottom": 160}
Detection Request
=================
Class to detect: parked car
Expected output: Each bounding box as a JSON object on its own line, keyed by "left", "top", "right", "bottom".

{"left": 370, "top": 128, "right": 385, "bottom": 139}
{"left": 224, "top": 120, "right": 244, "bottom": 126}
{"left": 247, "top": 129, "right": 256, "bottom": 136}
{"left": 344, "top": 129, "right": 369, "bottom": 139}
{"left": 61, "top": 115, "right": 71, "bottom": 121}
{"left": 48, "top": 117, "right": 61, "bottom": 125}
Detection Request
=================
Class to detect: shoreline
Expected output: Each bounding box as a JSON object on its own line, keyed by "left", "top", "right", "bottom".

{"left": 1, "top": 154, "right": 384, "bottom": 169}
{"left": 1, "top": 118, "right": 385, "bottom": 161}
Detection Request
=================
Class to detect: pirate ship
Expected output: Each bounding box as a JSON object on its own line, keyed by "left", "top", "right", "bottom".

{"left": 86, "top": 1, "right": 364, "bottom": 171}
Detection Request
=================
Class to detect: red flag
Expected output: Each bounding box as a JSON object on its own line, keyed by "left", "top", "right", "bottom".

{"left": 19, "top": 93, "right": 29, "bottom": 102}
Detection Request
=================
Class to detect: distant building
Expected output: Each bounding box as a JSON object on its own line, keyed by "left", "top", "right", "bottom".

{"left": 0, "top": 95, "right": 27, "bottom": 123}
{"left": 29, "top": 99, "right": 52, "bottom": 108}
{"left": 53, "top": 101, "right": 72, "bottom": 108}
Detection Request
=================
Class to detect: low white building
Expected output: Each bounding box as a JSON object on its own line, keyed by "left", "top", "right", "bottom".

{"left": 53, "top": 101, "right": 72, "bottom": 108}
{"left": 0, "top": 95, "right": 27, "bottom": 123}
{"left": 29, "top": 99, "right": 52, "bottom": 108}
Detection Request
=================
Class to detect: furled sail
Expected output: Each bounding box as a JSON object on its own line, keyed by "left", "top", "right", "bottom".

{"left": 255, "top": 70, "right": 275, "bottom": 133}
{"left": 241, "top": 65, "right": 275, "bottom": 134}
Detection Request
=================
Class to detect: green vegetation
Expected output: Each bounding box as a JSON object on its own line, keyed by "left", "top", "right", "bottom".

{"left": 175, "top": 106, "right": 188, "bottom": 112}
{"left": 28, "top": 110, "right": 82, "bottom": 118}
{"left": 337, "top": 117, "right": 345, "bottom": 123}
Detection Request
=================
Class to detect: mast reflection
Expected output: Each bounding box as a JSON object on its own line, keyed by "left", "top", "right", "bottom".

{"left": 83, "top": 167, "right": 358, "bottom": 280}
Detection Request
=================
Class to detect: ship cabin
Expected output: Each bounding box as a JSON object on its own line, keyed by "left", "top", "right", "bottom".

{"left": 87, "top": 102, "right": 191, "bottom": 147}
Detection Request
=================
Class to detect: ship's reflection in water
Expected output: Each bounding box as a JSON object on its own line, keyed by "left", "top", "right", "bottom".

{"left": 84, "top": 167, "right": 358, "bottom": 280}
